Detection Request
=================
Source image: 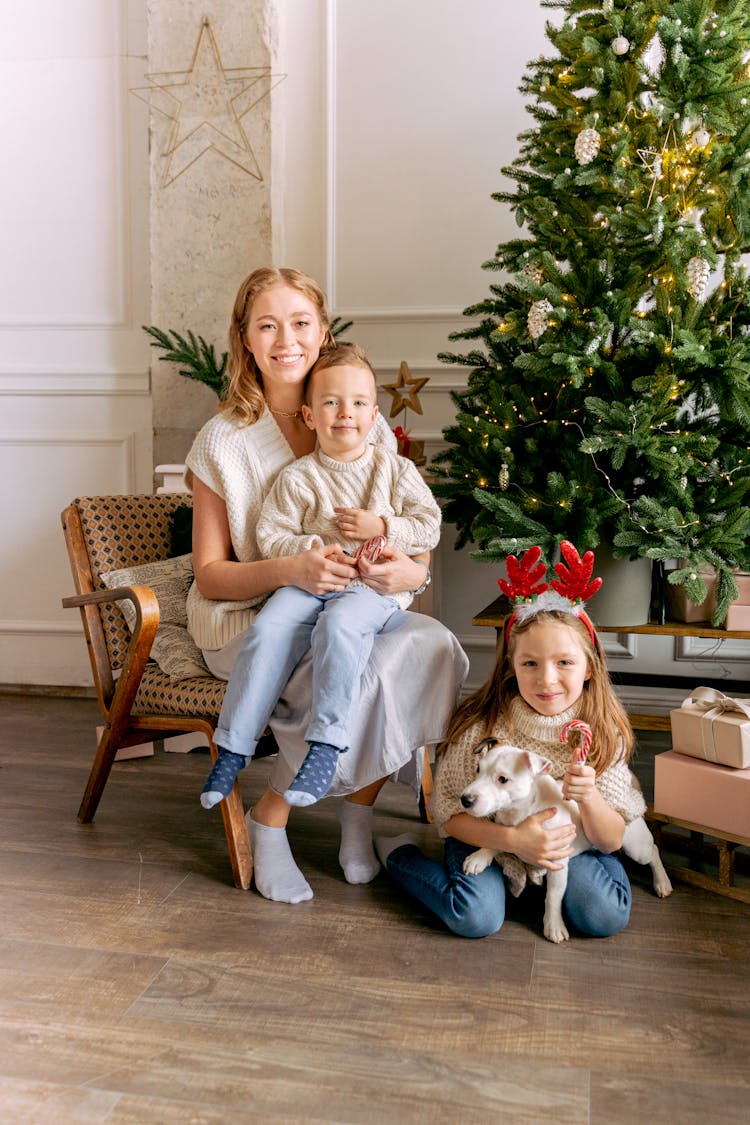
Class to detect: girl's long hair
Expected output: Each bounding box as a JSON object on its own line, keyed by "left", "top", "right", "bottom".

{"left": 444, "top": 609, "right": 633, "bottom": 772}
{"left": 220, "top": 267, "right": 335, "bottom": 426}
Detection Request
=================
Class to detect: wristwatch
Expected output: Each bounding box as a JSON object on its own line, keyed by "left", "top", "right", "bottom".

{"left": 411, "top": 558, "right": 432, "bottom": 596}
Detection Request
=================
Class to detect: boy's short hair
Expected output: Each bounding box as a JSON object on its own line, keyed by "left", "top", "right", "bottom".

{"left": 303, "top": 343, "right": 376, "bottom": 401}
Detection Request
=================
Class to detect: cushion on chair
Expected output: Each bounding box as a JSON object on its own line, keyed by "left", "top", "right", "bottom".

{"left": 133, "top": 661, "right": 226, "bottom": 717}
{"left": 74, "top": 493, "right": 193, "bottom": 673}
{"left": 100, "top": 554, "right": 208, "bottom": 681}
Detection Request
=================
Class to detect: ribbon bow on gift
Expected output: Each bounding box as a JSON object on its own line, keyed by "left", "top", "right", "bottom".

{"left": 682, "top": 686, "right": 750, "bottom": 762}
{"left": 393, "top": 425, "right": 411, "bottom": 457}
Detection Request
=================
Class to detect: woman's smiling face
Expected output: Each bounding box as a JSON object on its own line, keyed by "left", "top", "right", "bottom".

{"left": 244, "top": 284, "right": 327, "bottom": 387}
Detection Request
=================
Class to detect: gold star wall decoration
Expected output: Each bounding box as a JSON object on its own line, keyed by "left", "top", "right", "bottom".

{"left": 382, "top": 361, "right": 429, "bottom": 418}
{"left": 131, "top": 18, "right": 285, "bottom": 187}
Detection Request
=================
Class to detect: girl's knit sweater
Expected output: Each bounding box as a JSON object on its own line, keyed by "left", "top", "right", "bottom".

{"left": 431, "top": 696, "right": 647, "bottom": 831}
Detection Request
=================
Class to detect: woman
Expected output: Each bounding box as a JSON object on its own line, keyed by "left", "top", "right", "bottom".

{"left": 185, "top": 267, "right": 469, "bottom": 903}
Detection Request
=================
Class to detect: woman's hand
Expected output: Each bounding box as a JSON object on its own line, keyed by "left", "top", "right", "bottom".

{"left": 285, "top": 545, "right": 357, "bottom": 596}
{"left": 333, "top": 507, "right": 386, "bottom": 541}
{"left": 357, "top": 546, "right": 427, "bottom": 596}
{"left": 509, "top": 810, "right": 577, "bottom": 870}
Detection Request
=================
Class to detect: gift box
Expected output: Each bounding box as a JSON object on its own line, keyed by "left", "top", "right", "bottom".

{"left": 653, "top": 751, "right": 750, "bottom": 838}
{"left": 669, "top": 687, "right": 750, "bottom": 769}
{"left": 725, "top": 604, "right": 750, "bottom": 631}
{"left": 665, "top": 570, "right": 717, "bottom": 623}
{"left": 665, "top": 567, "right": 750, "bottom": 624}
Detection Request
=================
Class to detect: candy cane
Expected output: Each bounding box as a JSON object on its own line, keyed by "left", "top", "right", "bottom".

{"left": 352, "top": 535, "right": 386, "bottom": 564}
{"left": 561, "top": 719, "right": 592, "bottom": 763}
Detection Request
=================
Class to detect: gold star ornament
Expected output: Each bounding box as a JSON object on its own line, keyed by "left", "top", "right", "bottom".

{"left": 131, "top": 18, "right": 285, "bottom": 186}
{"left": 382, "top": 361, "right": 429, "bottom": 419}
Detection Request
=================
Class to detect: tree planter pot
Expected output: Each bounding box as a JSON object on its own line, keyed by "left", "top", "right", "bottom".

{"left": 589, "top": 546, "right": 652, "bottom": 627}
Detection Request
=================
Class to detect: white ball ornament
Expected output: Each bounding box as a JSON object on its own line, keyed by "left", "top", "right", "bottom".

{"left": 575, "top": 127, "right": 601, "bottom": 165}
{"left": 612, "top": 36, "right": 630, "bottom": 55}
{"left": 693, "top": 127, "right": 711, "bottom": 148}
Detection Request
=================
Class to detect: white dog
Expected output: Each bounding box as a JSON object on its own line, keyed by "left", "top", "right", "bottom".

{"left": 460, "top": 738, "right": 672, "bottom": 943}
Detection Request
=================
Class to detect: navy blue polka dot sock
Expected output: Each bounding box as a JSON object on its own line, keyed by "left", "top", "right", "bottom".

{"left": 284, "top": 742, "right": 341, "bottom": 807}
{"left": 200, "top": 750, "right": 247, "bottom": 809}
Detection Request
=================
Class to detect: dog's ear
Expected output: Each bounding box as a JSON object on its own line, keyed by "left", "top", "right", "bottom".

{"left": 525, "top": 751, "right": 553, "bottom": 775}
{"left": 473, "top": 736, "right": 500, "bottom": 758}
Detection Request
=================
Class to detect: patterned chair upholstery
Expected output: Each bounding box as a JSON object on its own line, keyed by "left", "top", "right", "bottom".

{"left": 61, "top": 494, "right": 254, "bottom": 889}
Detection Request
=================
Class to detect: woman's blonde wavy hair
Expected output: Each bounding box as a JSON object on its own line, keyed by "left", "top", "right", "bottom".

{"left": 444, "top": 609, "right": 634, "bottom": 773}
{"left": 219, "top": 267, "right": 335, "bottom": 427}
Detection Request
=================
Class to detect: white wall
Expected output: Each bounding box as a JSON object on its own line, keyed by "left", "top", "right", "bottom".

{"left": 3, "top": 0, "right": 749, "bottom": 704}
{"left": 0, "top": 0, "right": 151, "bottom": 685}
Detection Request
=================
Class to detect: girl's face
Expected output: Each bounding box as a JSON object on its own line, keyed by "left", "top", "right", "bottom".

{"left": 511, "top": 618, "right": 591, "bottom": 716}
{"left": 244, "top": 285, "right": 327, "bottom": 387}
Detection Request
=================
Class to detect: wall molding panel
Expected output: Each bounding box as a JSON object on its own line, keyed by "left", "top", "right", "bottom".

{"left": 0, "top": 371, "right": 150, "bottom": 396}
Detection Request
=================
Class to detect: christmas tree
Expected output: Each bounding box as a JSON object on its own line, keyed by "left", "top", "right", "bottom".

{"left": 432, "top": 0, "right": 750, "bottom": 624}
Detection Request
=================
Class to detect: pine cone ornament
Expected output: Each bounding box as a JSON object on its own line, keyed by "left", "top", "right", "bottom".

{"left": 527, "top": 298, "right": 553, "bottom": 340}
{"left": 499, "top": 463, "right": 510, "bottom": 490}
{"left": 575, "top": 128, "right": 601, "bottom": 166}
{"left": 686, "top": 256, "right": 711, "bottom": 301}
{"left": 522, "top": 262, "right": 545, "bottom": 285}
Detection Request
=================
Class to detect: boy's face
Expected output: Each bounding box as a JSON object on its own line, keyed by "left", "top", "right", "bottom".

{"left": 302, "top": 363, "right": 379, "bottom": 461}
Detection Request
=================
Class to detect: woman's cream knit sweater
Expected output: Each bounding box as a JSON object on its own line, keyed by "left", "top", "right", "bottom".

{"left": 184, "top": 409, "right": 397, "bottom": 650}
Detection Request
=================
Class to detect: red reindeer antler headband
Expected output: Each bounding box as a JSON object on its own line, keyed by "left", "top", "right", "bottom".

{"left": 499, "top": 541, "right": 602, "bottom": 645}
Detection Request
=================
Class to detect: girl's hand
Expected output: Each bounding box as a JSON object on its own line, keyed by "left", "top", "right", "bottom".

{"left": 511, "top": 809, "right": 577, "bottom": 870}
{"left": 287, "top": 545, "right": 357, "bottom": 596}
{"left": 357, "top": 546, "right": 426, "bottom": 596}
{"left": 333, "top": 507, "right": 386, "bottom": 541}
{"left": 561, "top": 761, "right": 597, "bottom": 804}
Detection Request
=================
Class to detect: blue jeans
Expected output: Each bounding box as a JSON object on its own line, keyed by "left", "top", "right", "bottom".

{"left": 214, "top": 585, "right": 399, "bottom": 757}
{"left": 385, "top": 837, "right": 632, "bottom": 939}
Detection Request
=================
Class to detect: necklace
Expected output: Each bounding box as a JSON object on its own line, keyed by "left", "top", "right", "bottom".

{"left": 268, "top": 404, "right": 302, "bottom": 420}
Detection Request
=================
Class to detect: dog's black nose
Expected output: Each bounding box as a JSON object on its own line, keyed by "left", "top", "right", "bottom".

{"left": 460, "top": 794, "right": 474, "bottom": 809}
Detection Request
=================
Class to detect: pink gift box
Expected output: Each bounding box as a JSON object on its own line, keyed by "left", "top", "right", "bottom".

{"left": 669, "top": 687, "right": 750, "bottom": 769}
{"left": 654, "top": 751, "right": 750, "bottom": 838}
{"left": 733, "top": 573, "right": 750, "bottom": 603}
{"left": 725, "top": 604, "right": 750, "bottom": 630}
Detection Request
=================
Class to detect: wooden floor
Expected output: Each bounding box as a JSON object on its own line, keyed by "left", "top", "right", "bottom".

{"left": 1, "top": 695, "right": 749, "bottom": 1124}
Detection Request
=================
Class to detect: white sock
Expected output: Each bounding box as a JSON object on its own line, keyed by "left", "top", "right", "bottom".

{"left": 247, "top": 813, "right": 313, "bottom": 904}
{"left": 375, "top": 832, "right": 419, "bottom": 867}
{"left": 338, "top": 801, "right": 381, "bottom": 885}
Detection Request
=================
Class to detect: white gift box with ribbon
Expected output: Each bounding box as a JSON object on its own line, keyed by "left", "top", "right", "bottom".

{"left": 670, "top": 686, "right": 750, "bottom": 769}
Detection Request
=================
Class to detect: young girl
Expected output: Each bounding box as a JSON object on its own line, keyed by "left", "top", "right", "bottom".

{"left": 376, "top": 543, "right": 651, "bottom": 940}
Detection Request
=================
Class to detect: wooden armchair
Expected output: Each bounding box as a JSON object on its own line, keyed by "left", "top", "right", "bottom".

{"left": 60, "top": 493, "right": 254, "bottom": 889}
{"left": 61, "top": 492, "right": 435, "bottom": 891}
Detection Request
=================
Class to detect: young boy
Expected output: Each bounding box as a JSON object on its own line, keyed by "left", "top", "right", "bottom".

{"left": 201, "top": 343, "right": 441, "bottom": 809}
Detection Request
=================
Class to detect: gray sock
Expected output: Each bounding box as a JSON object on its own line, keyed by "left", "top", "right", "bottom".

{"left": 338, "top": 801, "right": 380, "bottom": 884}
{"left": 375, "top": 832, "right": 420, "bottom": 867}
{"left": 248, "top": 814, "right": 313, "bottom": 904}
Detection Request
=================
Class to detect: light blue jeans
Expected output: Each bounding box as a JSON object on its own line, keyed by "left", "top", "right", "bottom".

{"left": 385, "top": 837, "right": 632, "bottom": 939}
{"left": 214, "top": 584, "right": 399, "bottom": 757}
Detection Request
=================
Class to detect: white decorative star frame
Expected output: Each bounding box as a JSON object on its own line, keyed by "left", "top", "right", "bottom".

{"left": 131, "top": 17, "right": 285, "bottom": 187}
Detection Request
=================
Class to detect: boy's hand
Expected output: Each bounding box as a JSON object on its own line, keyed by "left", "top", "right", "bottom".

{"left": 334, "top": 507, "right": 386, "bottom": 541}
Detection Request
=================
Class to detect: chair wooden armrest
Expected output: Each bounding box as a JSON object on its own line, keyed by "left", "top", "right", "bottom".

{"left": 60, "top": 495, "right": 253, "bottom": 890}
